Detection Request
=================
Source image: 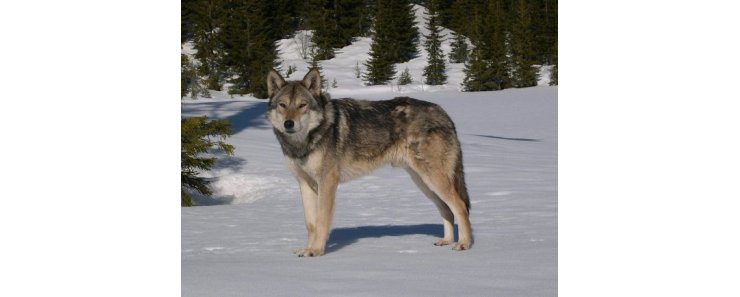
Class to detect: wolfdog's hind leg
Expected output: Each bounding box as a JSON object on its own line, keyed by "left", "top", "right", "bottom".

{"left": 410, "top": 165, "right": 472, "bottom": 251}
{"left": 405, "top": 168, "right": 455, "bottom": 246}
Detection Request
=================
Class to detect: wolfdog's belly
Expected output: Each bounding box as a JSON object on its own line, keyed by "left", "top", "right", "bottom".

{"left": 337, "top": 145, "right": 406, "bottom": 182}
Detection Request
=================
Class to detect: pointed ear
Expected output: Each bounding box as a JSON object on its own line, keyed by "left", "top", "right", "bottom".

{"left": 266, "top": 69, "right": 286, "bottom": 98}
{"left": 302, "top": 68, "right": 322, "bottom": 98}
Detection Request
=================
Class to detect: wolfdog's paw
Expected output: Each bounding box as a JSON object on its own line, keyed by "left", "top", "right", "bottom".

{"left": 433, "top": 239, "right": 453, "bottom": 246}
{"left": 293, "top": 247, "right": 324, "bottom": 257}
{"left": 452, "top": 242, "right": 471, "bottom": 251}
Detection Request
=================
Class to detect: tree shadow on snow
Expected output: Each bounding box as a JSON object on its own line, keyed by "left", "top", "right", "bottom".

{"left": 325, "top": 224, "right": 455, "bottom": 254}
{"left": 186, "top": 190, "right": 236, "bottom": 206}
{"left": 225, "top": 101, "right": 269, "bottom": 134}
{"left": 183, "top": 100, "right": 269, "bottom": 134}
{"left": 184, "top": 153, "right": 247, "bottom": 206}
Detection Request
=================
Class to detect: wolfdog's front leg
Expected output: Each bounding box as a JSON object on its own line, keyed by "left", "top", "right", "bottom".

{"left": 293, "top": 177, "right": 318, "bottom": 256}
{"left": 297, "top": 167, "right": 338, "bottom": 257}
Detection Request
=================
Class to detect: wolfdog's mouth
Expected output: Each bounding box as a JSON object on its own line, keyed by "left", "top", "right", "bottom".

{"left": 284, "top": 129, "right": 296, "bottom": 134}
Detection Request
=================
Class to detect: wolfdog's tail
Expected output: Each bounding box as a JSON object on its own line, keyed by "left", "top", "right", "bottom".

{"left": 454, "top": 150, "right": 471, "bottom": 212}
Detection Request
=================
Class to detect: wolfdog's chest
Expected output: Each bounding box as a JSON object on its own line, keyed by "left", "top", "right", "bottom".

{"left": 295, "top": 151, "right": 324, "bottom": 180}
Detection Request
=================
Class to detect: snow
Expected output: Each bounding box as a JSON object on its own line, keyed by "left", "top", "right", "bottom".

{"left": 182, "top": 5, "right": 556, "bottom": 296}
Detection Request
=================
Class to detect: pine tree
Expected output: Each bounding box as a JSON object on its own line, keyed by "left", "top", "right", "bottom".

{"left": 386, "top": 0, "right": 419, "bottom": 62}
{"left": 308, "top": 48, "right": 328, "bottom": 90}
{"left": 446, "top": 0, "right": 476, "bottom": 36}
{"left": 485, "top": 0, "right": 512, "bottom": 90}
{"left": 307, "top": 0, "right": 336, "bottom": 60}
{"left": 304, "top": 0, "right": 369, "bottom": 53}
{"left": 448, "top": 31, "right": 469, "bottom": 63}
{"left": 549, "top": 40, "right": 558, "bottom": 85}
{"left": 530, "top": 0, "right": 558, "bottom": 64}
{"left": 335, "top": 0, "right": 368, "bottom": 46}
{"left": 462, "top": 15, "right": 492, "bottom": 92}
{"left": 219, "top": 0, "right": 279, "bottom": 98}
{"left": 423, "top": 0, "right": 447, "bottom": 85}
{"left": 181, "top": 0, "right": 197, "bottom": 43}
{"left": 398, "top": 67, "right": 413, "bottom": 85}
{"left": 354, "top": 61, "right": 361, "bottom": 78}
{"left": 510, "top": 0, "right": 539, "bottom": 88}
{"left": 462, "top": 9, "right": 499, "bottom": 91}
{"left": 363, "top": 34, "right": 396, "bottom": 85}
{"left": 188, "top": 0, "right": 226, "bottom": 91}
{"left": 285, "top": 65, "right": 296, "bottom": 78}
{"left": 181, "top": 116, "right": 234, "bottom": 206}
{"left": 363, "top": 0, "right": 396, "bottom": 85}
{"left": 264, "top": 0, "right": 302, "bottom": 40}
{"left": 181, "top": 54, "right": 209, "bottom": 98}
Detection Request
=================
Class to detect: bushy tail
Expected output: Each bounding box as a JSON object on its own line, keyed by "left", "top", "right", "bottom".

{"left": 454, "top": 150, "right": 471, "bottom": 213}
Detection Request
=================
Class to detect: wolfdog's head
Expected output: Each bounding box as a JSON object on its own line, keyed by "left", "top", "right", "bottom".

{"left": 266, "top": 68, "right": 325, "bottom": 137}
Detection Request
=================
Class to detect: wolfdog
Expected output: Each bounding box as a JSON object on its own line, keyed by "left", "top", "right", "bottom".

{"left": 266, "top": 68, "right": 472, "bottom": 257}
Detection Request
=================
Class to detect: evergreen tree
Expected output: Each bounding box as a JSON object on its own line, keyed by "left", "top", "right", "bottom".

{"left": 362, "top": 0, "right": 396, "bottom": 85}
{"left": 423, "top": 0, "right": 447, "bottom": 85}
{"left": 285, "top": 64, "right": 296, "bottom": 78}
{"left": 530, "top": 0, "right": 558, "bottom": 64}
{"left": 462, "top": 2, "right": 510, "bottom": 92}
{"left": 181, "top": 0, "right": 197, "bottom": 43}
{"left": 354, "top": 61, "right": 361, "bottom": 78}
{"left": 187, "top": 0, "right": 226, "bottom": 91}
{"left": 367, "top": 0, "right": 419, "bottom": 64}
{"left": 363, "top": 0, "right": 419, "bottom": 85}
{"left": 303, "top": 0, "right": 370, "bottom": 60}
{"left": 335, "top": 0, "right": 369, "bottom": 46}
{"left": 306, "top": 0, "right": 336, "bottom": 60}
{"left": 485, "top": 0, "right": 512, "bottom": 90}
{"left": 181, "top": 54, "right": 209, "bottom": 98}
{"left": 363, "top": 33, "right": 396, "bottom": 85}
{"left": 264, "top": 0, "right": 302, "bottom": 40}
{"left": 549, "top": 40, "right": 558, "bottom": 85}
{"left": 509, "top": 0, "right": 539, "bottom": 88}
{"left": 448, "top": 31, "right": 469, "bottom": 63}
{"left": 463, "top": 0, "right": 510, "bottom": 91}
{"left": 182, "top": 54, "right": 193, "bottom": 98}
{"left": 219, "top": 0, "right": 279, "bottom": 98}
{"left": 307, "top": 48, "right": 329, "bottom": 90}
{"left": 181, "top": 116, "right": 234, "bottom": 206}
{"left": 398, "top": 67, "right": 413, "bottom": 85}
{"left": 434, "top": 0, "right": 457, "bottom": 31}
{"left": 387, "top": 0, "right": 419, "bottom": 62}
{"left": 446, "top": 0, "right": 476, "bottom": 36}
{"left": 462, "top": 13, "right": 493, "bottom": 92}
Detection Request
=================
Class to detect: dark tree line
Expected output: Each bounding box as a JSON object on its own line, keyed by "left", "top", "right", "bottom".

{"left": 182, "top": 0, "right": 378, "bottom": 98}
{"left": 362, "top": 0, "right": 557, "bottom": 88}
{"left": 304, "top": 0, "right": 374, "bottom": 60}
{"left": 181, "top": 0, "right": 557, "bottom": 98}
{"left": 181, "top": 0, "right": 298, "bottom": 98}
{"left": 438, "top": 0, "right": 558, "bottom": 90}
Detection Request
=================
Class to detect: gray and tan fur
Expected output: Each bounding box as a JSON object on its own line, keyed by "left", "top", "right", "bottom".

{"left": 266, "top": 68, "right": 472, "bottom": 257}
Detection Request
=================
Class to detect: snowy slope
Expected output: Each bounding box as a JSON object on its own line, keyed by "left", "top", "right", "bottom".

{"left": 182, "top": 5, "right": 556, "bottom": 296}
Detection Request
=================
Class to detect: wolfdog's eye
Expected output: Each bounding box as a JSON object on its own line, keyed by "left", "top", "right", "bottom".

{"left": 298, "top": 103, "right": 307, "bottom": 108}
{"left": 279, "top": 103, "right": 287, "bottom": 108}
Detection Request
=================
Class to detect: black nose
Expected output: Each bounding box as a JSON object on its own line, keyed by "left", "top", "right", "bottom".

{"left": 284, "top": 120, "right": 295, "bottom": 129}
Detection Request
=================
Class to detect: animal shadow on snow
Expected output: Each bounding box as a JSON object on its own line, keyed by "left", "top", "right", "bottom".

{"left": 326, "top": 224, "right": 456, "bottom": 254}
{"left": 471, "top": 134, "right": 540, "bottom": 142}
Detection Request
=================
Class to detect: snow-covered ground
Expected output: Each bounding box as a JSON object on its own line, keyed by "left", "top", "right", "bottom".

{"left": 182, "top": 5, "right": 556, "bottom": 296}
